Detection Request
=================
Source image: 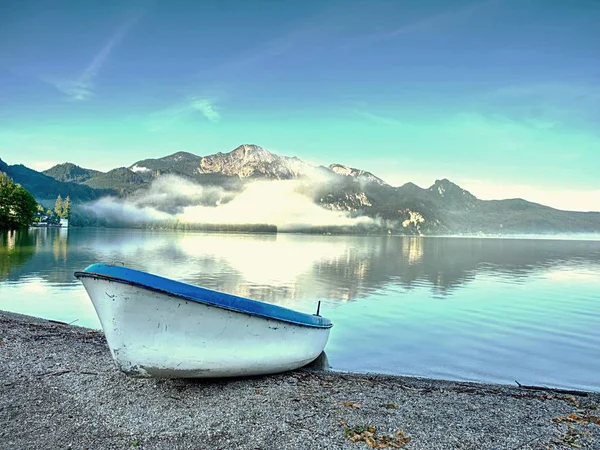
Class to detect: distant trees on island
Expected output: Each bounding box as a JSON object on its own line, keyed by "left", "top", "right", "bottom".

{"left": 0, "top": 172, "right": 71, "bottom": 230}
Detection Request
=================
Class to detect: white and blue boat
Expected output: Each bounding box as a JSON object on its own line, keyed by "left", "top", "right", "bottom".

{"left": 75, "top": 264, "right": 332, "bottom": 378}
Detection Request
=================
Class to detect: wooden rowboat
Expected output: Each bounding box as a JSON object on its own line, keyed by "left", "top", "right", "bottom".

{"left": 75, "top": 264, "right": 332, "bottom": 378}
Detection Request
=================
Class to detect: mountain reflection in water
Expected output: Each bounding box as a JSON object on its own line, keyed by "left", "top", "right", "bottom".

{"left": 2, "top": 228, "right": 599, "bottom": 300}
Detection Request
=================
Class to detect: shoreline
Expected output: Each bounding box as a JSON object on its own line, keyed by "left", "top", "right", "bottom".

{"left": 18, "top": 226, "right": 600, "bottom": 242}
{"left": 1, "top": 310, "right": 599, "bottom": 449}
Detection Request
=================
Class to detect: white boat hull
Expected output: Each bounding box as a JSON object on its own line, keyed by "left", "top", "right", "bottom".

{"left": 79, "top": 277, "right": 331, "bottom": 378}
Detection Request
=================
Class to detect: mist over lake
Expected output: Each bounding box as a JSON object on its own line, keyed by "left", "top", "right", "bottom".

{"left": 2, "top": 227, "right": 599, "bottom": 391}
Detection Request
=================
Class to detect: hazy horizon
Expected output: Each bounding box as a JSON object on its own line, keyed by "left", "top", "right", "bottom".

{"left": 1, "top": 0, "right": 599, "bottom": 211}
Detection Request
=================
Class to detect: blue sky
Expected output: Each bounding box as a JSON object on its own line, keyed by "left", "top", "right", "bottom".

{"left": 1, "top": 0, "right": 599, "bottom": 210}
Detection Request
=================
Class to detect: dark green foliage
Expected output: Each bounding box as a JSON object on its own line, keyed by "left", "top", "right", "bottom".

{"left": 0, "top": 172, "right": 38, "bottom": 229}
{"left": 0, "top": 158, "right": 111, "bottom": 201}
{"left": 83, "top": 167, "right": 146, "bottom": 193}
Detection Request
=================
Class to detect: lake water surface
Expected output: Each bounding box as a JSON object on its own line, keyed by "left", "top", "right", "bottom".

{"left": 1, "top": 228, "right": 599, "bottom": 391}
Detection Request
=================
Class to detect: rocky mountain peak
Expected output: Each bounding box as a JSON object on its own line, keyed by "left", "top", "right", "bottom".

{"left": 433, "top": 178, "right": 457, "bottom": 186}
{"left": 197, "top": 144, "right": 310, "bottom": 179}
{"left": 6, "top": 146, "right": 600, "bottom": 234}
{"left": 161, "top": 151, "right": 200, "bottom": 161}
{"left": 328, "top": 163, "right": 388, "bottom": 186}
{"left": 396, "top": 182, "right": 426, "bottom": 196}
{"left": 429, "top": 179, "right": 472, "bottom": 196}
{"left": 428, "top": 179, "right": 478, "bottom": 210}
{"left": 230, "top": 144, "right": 272, "bottom": 161}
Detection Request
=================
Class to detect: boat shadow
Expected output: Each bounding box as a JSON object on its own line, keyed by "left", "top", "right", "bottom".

{"left": 151, "top": 351, "right": 331, "bottom": 392}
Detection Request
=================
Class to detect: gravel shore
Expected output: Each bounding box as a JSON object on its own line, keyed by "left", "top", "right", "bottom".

{"left": 1, "top": 311, "right": 598, "bottom": 450}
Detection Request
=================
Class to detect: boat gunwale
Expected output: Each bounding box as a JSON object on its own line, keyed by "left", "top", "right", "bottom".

{"left": 74, "top": 270, "right": 333, "bottom": 330}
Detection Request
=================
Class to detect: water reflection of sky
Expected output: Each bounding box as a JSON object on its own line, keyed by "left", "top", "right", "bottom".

{"left": 1, "top": 228, "right": 599, "bottom": 390}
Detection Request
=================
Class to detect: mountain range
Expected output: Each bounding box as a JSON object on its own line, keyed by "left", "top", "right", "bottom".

{"left": 1, "top": 144, "right": 599, "bottom": 235}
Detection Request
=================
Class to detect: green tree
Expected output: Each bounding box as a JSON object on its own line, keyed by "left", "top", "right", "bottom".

{"left": 0, "top": 172, "right": 38, "bottom": 229}
{"left": 54, "top": 195, "right": 63, "bottom": 218}
{"left": 33, "top": 204, "right": 45, "bottom": 223}
{"left": 63, "top": 196, "right": 71, "bottom": 218}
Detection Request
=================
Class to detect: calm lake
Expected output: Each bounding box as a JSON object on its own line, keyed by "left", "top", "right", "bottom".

{"left": 1, "top": 228, "right": 599, "bottom": 391}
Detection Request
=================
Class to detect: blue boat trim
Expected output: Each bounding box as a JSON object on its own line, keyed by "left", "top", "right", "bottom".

{"left": 74, "top": 264, "right": 332, "bottom": 329}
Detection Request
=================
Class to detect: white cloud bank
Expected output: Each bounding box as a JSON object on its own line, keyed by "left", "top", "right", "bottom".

{"left": 85, "top": 175, "right": 374, "bottom": 231}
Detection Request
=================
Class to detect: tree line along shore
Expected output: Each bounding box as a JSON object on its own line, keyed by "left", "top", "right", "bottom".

{"left": 0, "top": 172, "right": 70, "bottom": 230}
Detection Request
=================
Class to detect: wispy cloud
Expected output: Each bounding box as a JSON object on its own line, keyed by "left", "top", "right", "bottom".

{"left": 190, "top": 99, "right": 221, "bottom": 122}
{"left": 490, "top": 83, "right": 600, "bottom": 102}
{"left": 55, "top": 12, "right": 143, "bottom": 101}
{"left": 344, "top": 0, "right": 498, "bottom": 49}
{"left": 193, "top": 3, "right": 356, "bottom": 81}
{"left": 147, "top": 98, "right": 221, "bottom": 131}
{"left": 480, "top": 83, "right": 600, "bottom": 131}
{"left": 352, "top": 110, "right": 401, "bottom": 126}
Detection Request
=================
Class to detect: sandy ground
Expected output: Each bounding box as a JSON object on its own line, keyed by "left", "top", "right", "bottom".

{"left": 1, "top": 310, "right": 599, "bottom": 450}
